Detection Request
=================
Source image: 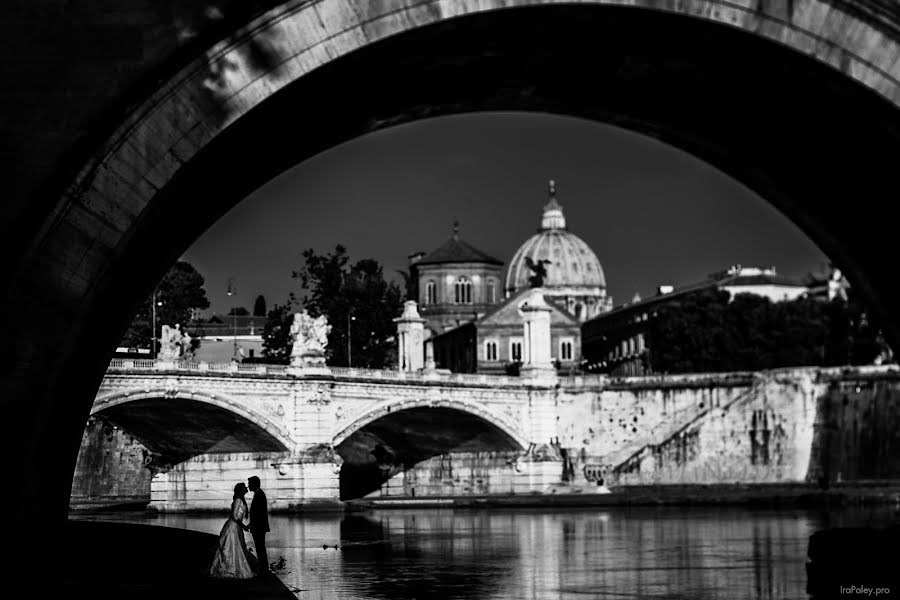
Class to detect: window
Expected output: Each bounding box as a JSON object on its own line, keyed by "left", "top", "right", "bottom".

{"left": 484, "top": 340, "right": 499, "bottom": 361}
{"left": 509, "top": 338, "right": 523, "bottom": 362}
{"left": 560, "top": 339, "right": 574, "bottom": 361}
{"left": 425, "top": 280, "right": 436, "bottom": 304}
{"left": 487, "top": 279, "right": 496, "bottom": 303}
{"left": 454, "top": 277, "right": 472, "bottom": 304}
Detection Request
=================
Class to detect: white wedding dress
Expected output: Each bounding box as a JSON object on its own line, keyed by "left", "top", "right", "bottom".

{"left": 208, "top": 498, "right": 258, "bottom": 579}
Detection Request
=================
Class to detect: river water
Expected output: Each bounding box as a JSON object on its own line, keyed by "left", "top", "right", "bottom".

{"left": 73, "top": 505, "right": 897, "bottom": 599}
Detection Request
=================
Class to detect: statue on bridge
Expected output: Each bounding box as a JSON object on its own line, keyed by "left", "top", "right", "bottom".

{"left": 290, "top": 310, "right": 332, "bottom": 368}
{"left": 159, "top": 323, "right": 191, "bottom": 360}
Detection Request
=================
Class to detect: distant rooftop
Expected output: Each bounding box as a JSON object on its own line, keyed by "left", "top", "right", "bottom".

{"left": 591, "top": 265, "right": 811, "bottom": 321}
{"left": 191, "top": 314, "right": 270, "bottom": 337}
{"left": 414, "top": 221, "right": 503, "bottom": 266}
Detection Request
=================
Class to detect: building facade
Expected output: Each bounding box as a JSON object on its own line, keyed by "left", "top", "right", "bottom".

{"left": 190, "top": 314, "right": 268, "bottom": 362}
{"left": 432, "top": 287, "right": 582, "bottom": 374}
{"left": 410, "top": 222, "right": 505, "bottom": 335}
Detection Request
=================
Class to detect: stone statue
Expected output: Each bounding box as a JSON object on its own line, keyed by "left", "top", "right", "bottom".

{"left": 158, "top": 324, "right": 174, "bottom": 359}
{"left": 290, "top": 310, "right": 332, "bottom": 364}
{"left": 525, "top": 256, "right": 551, "bottom": 288}
{"left": 171, "top": 323, "right": 183, "bottom": 354}
{"left": 828, "top": 267, "right": 848, "bottom": 301}
{"left": 180, "top": 328, "right": 193, "bottom": 358}
{"left": 159, "top": 323, "right": 187, "bottom": 359}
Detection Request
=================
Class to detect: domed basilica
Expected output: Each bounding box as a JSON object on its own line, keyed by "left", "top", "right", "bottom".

{"left": 410, "top": 181, "right": 612, "bottom": 374}
{"left": 505, "top": 180, "right": 613, "bottom": 320}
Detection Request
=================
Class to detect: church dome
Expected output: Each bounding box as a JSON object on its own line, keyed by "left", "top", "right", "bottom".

{"left": 505, "top": 181, "right": 607, "bottom": 294}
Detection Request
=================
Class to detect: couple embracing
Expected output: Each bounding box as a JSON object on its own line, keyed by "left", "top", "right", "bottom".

{"left": 209, "top": 475, "right": 271, "bottom": 579}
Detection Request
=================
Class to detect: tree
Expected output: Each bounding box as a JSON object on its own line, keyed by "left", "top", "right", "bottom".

{"left": 253, "top": 295, "right": 267, "bottom": 317}
{"left": 227, "top": 306, "right": 249, "bottom": 316}
{"left": 120, "top": 261, "right": 210, "bottom": 354}
{"left": 284, "top": 245, "right": 403, "bottom": 368}
{"left": 648, "top": 289, "right": 733, "bottom": 373}
{"left": 260, "top": 303, "right": 295, "bottom": 364}
{"left": 646, "top": 287, "right": 887, "bottom": 374}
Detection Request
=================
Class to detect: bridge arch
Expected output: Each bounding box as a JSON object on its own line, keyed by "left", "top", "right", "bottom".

{"left": 92, "top": 388, "right": 293, "bottom": 462}
{"left": 333, "top": 396, "right": 530, "bottom": 451}
{"left": 333, "top": 395, "right": 529, "bottom": 499}
{"left": 7, "top": 0, "right": 900, "bottom": 579}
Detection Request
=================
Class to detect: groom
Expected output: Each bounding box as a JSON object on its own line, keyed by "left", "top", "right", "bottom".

{"left": 246, "top": 475, "right": 270, "bottom": 577}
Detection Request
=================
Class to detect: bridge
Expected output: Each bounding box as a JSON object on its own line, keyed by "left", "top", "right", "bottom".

{"left": 97, "top": 358, "right": 559, "bottom": 508}
{"left": 93, "top": 359, "right": 900, "bottom": 510}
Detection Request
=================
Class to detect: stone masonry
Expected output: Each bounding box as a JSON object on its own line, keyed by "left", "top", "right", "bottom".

{"left": 89, "top": 360, "right": 900, "bottom": 510}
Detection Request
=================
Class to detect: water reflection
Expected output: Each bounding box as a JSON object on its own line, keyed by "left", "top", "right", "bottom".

{"left": 340, "top": 512, "right": 516, "bottom": 599}
{"left": 74, "top": 506, "right": 897, "bottom": 599}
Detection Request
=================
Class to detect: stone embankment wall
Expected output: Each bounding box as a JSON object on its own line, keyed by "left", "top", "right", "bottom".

{"left": 585, "top": 367, "right": 900, "bottom": 487}
{"left": 371, "top": 451, "right": 520, "bottom": 497}
{"left": 149, "top": 451, "right": 342, "bottom": 512}
{"left": 807, "top": 372, "right": 900, "bottom": 484}
{"left": 70, "top": 417, "right": 152, "bottom": 507}
{"left": 370, "top": 367, "right": 900, "bottom": 496}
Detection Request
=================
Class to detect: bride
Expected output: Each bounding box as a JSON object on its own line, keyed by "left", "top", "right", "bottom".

{"left": 208, "top": 482, "right": 258, "bottom": 578}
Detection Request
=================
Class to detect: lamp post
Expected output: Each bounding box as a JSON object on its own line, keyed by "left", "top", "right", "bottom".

{"left": 151, "top": 289, "right": 162, "bottom": 359}
{"left": 347, "top": 310, "right": 356, "bottom": 367}
{"left": 227, "top": 278, "right": 238, "bottom": 361}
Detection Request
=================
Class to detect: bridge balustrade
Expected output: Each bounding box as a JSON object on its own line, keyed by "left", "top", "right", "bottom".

{"left": 105, "top": 359, "right": 538, "bottom": 387}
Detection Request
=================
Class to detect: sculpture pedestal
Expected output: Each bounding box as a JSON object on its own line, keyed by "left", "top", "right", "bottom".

{"left": 520, "top": 365, "right": 558, "bottom": 387}
{"left": 288, "top": 350, "right": 330, "bottom": 376}
{"left": 511, "top": 442, "right": 565, "bottom": 493}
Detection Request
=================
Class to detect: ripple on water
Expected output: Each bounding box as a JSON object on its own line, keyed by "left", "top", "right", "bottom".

{"left": 76, "top": 505, "right": 896, "bottom": 599}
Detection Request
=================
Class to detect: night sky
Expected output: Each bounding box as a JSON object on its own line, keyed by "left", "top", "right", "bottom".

{"left": 181, "top": 112, "right": 829, "bottom": 315}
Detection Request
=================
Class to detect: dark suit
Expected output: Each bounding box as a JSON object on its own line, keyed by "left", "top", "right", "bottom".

{"left": 249, "top": 489, "right": 270, "bottom": 574}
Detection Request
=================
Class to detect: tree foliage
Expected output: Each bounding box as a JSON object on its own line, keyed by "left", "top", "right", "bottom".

{"left": 120, "top": 261, "right": 210, "bottom": 353}
{"left": 647, "top": 288, "right": 888, "bottom": 373}
{"left": 260, "top": 303, "right": 294, "bottom": 364}
{"left": 253, "top": 295, "right": 267, "bottom": 317}
{"left": 261, "top": 245, "right": 403, "bottom": 367}
{"left": 228, "top": 306, "right": 250, "bottom": 316}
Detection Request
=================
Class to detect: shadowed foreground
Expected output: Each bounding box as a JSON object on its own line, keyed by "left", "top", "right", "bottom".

{"left": 64, "top": 520, "right": 296, "bottom": 600}
{"left": 807, "top": 526, "right": 900, "bottom": 600}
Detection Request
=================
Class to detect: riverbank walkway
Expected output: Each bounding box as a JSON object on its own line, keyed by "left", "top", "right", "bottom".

{"left": 64, "top": 520, "right": 296, "bottom": 599}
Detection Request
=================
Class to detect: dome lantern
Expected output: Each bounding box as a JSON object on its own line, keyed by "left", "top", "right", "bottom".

{"left": 540, "top": 179, "right": 567, "bottom": 231}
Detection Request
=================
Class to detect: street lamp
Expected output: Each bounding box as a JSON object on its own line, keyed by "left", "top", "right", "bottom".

{"left": 347, "top": 311, "right": 356, "bottom": 367}
{"left": 227, "top": 278, "right": 238, "bottom": 361}
{"left": 151, "top": 289, "right": 163, "bottom": 359}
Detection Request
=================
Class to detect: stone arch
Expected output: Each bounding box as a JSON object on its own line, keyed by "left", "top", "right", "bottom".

{"left": 8, "top": 0, "right": 900, "bottom": 581}
{"left": 19, "top": 1, "right": 899, "bottom": 379}
{"left": 333, "top": 396, "right": 530, "bottom": 451}
{"left": 92, "top": 388, "right": 294, "bottom": 453}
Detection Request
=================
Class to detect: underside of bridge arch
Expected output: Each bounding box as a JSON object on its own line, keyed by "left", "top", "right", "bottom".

{"left": 335, "top": 407, "right": 522, "bottom": 500}
{"left": 93, "top": 399, "right": 289, "bottom": 467}
{"left": 6, "top": 0, "right": 900, "bottom": 581}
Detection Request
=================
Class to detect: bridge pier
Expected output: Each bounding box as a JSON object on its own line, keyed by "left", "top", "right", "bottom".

{"left": 149, "top": 447, "right": 342, "bottom": 512}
